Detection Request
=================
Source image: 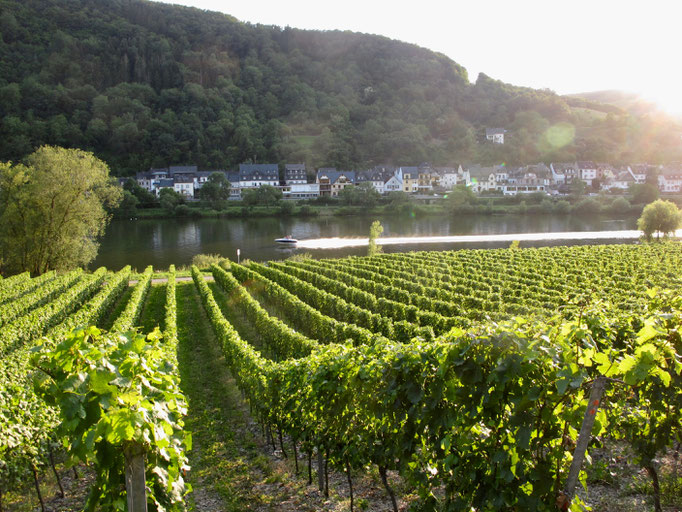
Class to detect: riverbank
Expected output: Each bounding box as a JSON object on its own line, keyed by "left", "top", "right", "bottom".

{"left": 115, "top": 192, "right": 675, "bottom": 221}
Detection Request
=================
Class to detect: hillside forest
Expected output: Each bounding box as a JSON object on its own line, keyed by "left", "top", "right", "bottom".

{"left": 1, "top": 0, "right": 681, "bottom": 175}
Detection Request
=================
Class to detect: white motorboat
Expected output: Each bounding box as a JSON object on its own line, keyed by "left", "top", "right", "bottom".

{"left": 275, "top": 236, "right": 298, "bottom": 245}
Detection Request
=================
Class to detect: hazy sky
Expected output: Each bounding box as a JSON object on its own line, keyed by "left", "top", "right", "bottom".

{"left": 159, "top": 0, "right": 682, "bottom": 115}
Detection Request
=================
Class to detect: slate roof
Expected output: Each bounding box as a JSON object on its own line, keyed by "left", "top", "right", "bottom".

{"left": 486, "top": 128, "right": 506, "bottom": 136}
{"left": 285, "top": 163, "right": 306, "bottom": 172}
{"left": 523, "top": 163, "right": 551, "bottom": 178}
{"left": 577, "top": 161, "right": 596, "bottom": 169}
{"left": 467, "top": 165, "right": 497, "bottom": 179}
{"left": 317, "top": 169, "right": 355, "bottom": 184}
{"left": 614, "top": 171, "right": 635, "bottom": 182}
{"left": 239, "top": 163, "right": 279, "bottom": 181}
{"left": 551, "top": 162, "right": 578, "bottom": 173}
{"left": 399, "top": 166, "right": 419, "bottom": 176}
{"left": 356, "top": 170, "right": 382, "bottom": 182}
{"left": 169, "top": 165, "right": 198, "bottom": 176}
{"left": 285, "top": 163, "right": 307, "bottom": 181}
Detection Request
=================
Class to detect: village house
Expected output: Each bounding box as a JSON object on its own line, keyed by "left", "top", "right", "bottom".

{"left": 604, "top": 168, "right": 636, "bottom": 190}
{"left": 239, "top": 163, "right": 279, "bottom": 188}
{"left": 630, "top": 164, "right": 656, "bottom": 184}
{"left": 284, "top": 164, "right": 307, "bottom": 185}
{"left": 465, "top": 165, "right": 498, "bottom": 193}
{"left": 550, "top": 162, "right": 579, "bottom": 185}
{"left": 283, "top": 183, "right": 320, "bottom": 199}
{"left": 485, "top": 128, "right": 506, "bottom": 144}
{"left": 169, "top": 165, "right": 197, "bottom": 180}
{"left": 384, "top": 169, "right": 403, "bottom": 193}
{"left": 417, "top": 164, "right": 441, "bottom": 191}
{"left": 356, "top": 169, "right": 386, "bottom": 195}
{"left": 316, "top": 168, "right": 355, "bottom": 197}
{"left": 577, "top": 161, "right": 598, "bottom": 186}
{"left": 156, "top": 178, "right": 174, "bottom": 195}
{"left": 437, "top": 166, "right": 462, "bottom": 191}
{"left": 173, "top": 175, "right": 195, "bottom": 198}
{"left": 399, "top": 167, "right": 420, "bottom": 193}
{"left": 496, "top": 164, "right": 549, "bottom": 195}
{"left": 658, "top": 168, "right": 682, "bottom": 192}
{"left": 225, "top": 171, "right": 241, "bottom": 199}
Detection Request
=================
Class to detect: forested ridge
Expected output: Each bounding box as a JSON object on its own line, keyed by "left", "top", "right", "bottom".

{"left": 1, "top": 0, "right": 681, "bottom": 175}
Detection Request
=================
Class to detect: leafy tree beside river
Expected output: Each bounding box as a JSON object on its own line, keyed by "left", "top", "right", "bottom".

{"left": 0, "top": 146, "right": 121, "bottom": 275}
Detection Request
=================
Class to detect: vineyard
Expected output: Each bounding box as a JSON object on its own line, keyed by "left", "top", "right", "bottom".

{"left": 1, "top": 243, "right": 681, "bottom": 511}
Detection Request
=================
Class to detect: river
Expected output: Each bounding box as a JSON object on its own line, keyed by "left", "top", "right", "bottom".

{"left": 91, "top": 213, "right": 640, "bottom": 270}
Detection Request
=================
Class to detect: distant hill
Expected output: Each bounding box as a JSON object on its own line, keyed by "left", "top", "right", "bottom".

{"left": 566, "top": 90, "right": 676, "bottom": 118}
{"left": 1, "top": 0, "right": 681, "bottom": 174}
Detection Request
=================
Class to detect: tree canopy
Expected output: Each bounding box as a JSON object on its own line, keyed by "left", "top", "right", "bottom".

{"left": 242, "top": 184, "right": 282, "bottom": 206}
{"left": 637, "top": 199, "right": 682, "bottom": 240}
{"left": 0, "top": 146, "right": 121, "bottom": 275}
{"left": 339, "top": 182, "right": 381, "bottom": 206}
{"left": 199, "top": 172, "right": 231, "bottom": 208}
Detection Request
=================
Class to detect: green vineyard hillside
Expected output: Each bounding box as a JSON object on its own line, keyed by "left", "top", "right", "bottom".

{"left": 1, "top": 243, "right": 681, "bottom": 511}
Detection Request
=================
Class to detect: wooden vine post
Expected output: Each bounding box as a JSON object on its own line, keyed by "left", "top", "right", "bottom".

{"left": 124, "top": 442, "right": 148, "bottom": 512}
{"left": 317, "top": 448, "right": 324, "bottom": 492}
{"left": 558, "top": 376, "right": 607, "bottom": 511}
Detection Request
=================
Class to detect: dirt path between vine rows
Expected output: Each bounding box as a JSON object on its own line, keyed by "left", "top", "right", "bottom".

{"left": 175, "top": 280, "right": 407, "bottom": 511}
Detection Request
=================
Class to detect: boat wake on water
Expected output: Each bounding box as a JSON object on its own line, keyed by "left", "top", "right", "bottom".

{"left": 294, "top": 229, "right": 678, "bottom": 250}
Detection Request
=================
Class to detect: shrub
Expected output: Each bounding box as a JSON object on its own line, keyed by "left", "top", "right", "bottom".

{"left": 192, "top": 253, "right": 227, "bottom": 268}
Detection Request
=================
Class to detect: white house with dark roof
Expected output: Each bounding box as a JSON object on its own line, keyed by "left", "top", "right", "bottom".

{"left": 605, "top": 169, "right": 636, "bottom": 190}
{"left": 550, "top": 162, "right": 580, "bottom": 184}
{"left": 137, "top": 168, "right": 169, "bottom": 192}
{"left": 465, "top": 165, "right": 498, "bottom": 192}
{"left": 437, "top": 166, "right": 463, "bottom": 190}
{"left": 156, "top": 178, "right": 175, "bottom": 196}
{"left": 630, "top": 164, "right": 656, "bottom": 184}
{"left": 578, "top": 161, "right": 598, "bottom": 186}
{"left": 658, "top": 169, "right": 682, "bottom": 192}
{"left": 384, "top": 170, "right": 403, "bottom": 193}
{"left": 485, "top": 128, "right": 506, "bottom": 144}
{"left": 173, "top": 175, "right": 195, "bottom": 197}
{"left": 239, "top": 163, "right": 279, "bottom": 188}
{"left": 284, "top": 164, "right": 307, "bottom": 185}
{"left": 356, "top": 169, "right": 386, "bottom": 194}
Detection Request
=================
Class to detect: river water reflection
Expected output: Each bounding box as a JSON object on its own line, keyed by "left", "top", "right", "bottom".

{"left": 92, "top": 213, "right": 639, "bottom": 270}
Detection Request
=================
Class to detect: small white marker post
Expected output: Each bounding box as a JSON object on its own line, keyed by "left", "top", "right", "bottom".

{"left": 237, "top": 248, "right": 240, "bottom": 264}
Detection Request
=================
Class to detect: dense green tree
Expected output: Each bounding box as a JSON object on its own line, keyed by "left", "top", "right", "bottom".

{"left": 116, "top": 190, "right": 139, "bottom": 217}
{"left": 629, "top": 183, "right": 659, "bottom": 205}
{"left": 447, "top": 185, "right": 477, "bottom": 212}
{"left": 609, "top": 196, "right": 631, "bottom": 213}
{"left": 637, "top": 199, "right": 681, "bottom": 240}
{"left": 123, "top": 178, "right": 157, "bottom": 207}
{"left": 0, "top": 146, "right": 122, "bottom": 275}
{"left": 339, "top": 182, "right": 380, "bottom": 207}
{"left": 569, "top": 179, "right": 587, "bottom": 198}
{"left": 159, "top": 188, "right": 184, "bottom": 212}
{"left": 241, "top": 184, "right": 282, "bottom": 206}
{"left": 199, "top": 172, "right": 231, "bottom": 208}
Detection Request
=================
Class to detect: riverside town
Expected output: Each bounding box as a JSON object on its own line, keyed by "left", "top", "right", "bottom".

{"left": 128, "top": 161, "right": 681, "bottom": 199}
